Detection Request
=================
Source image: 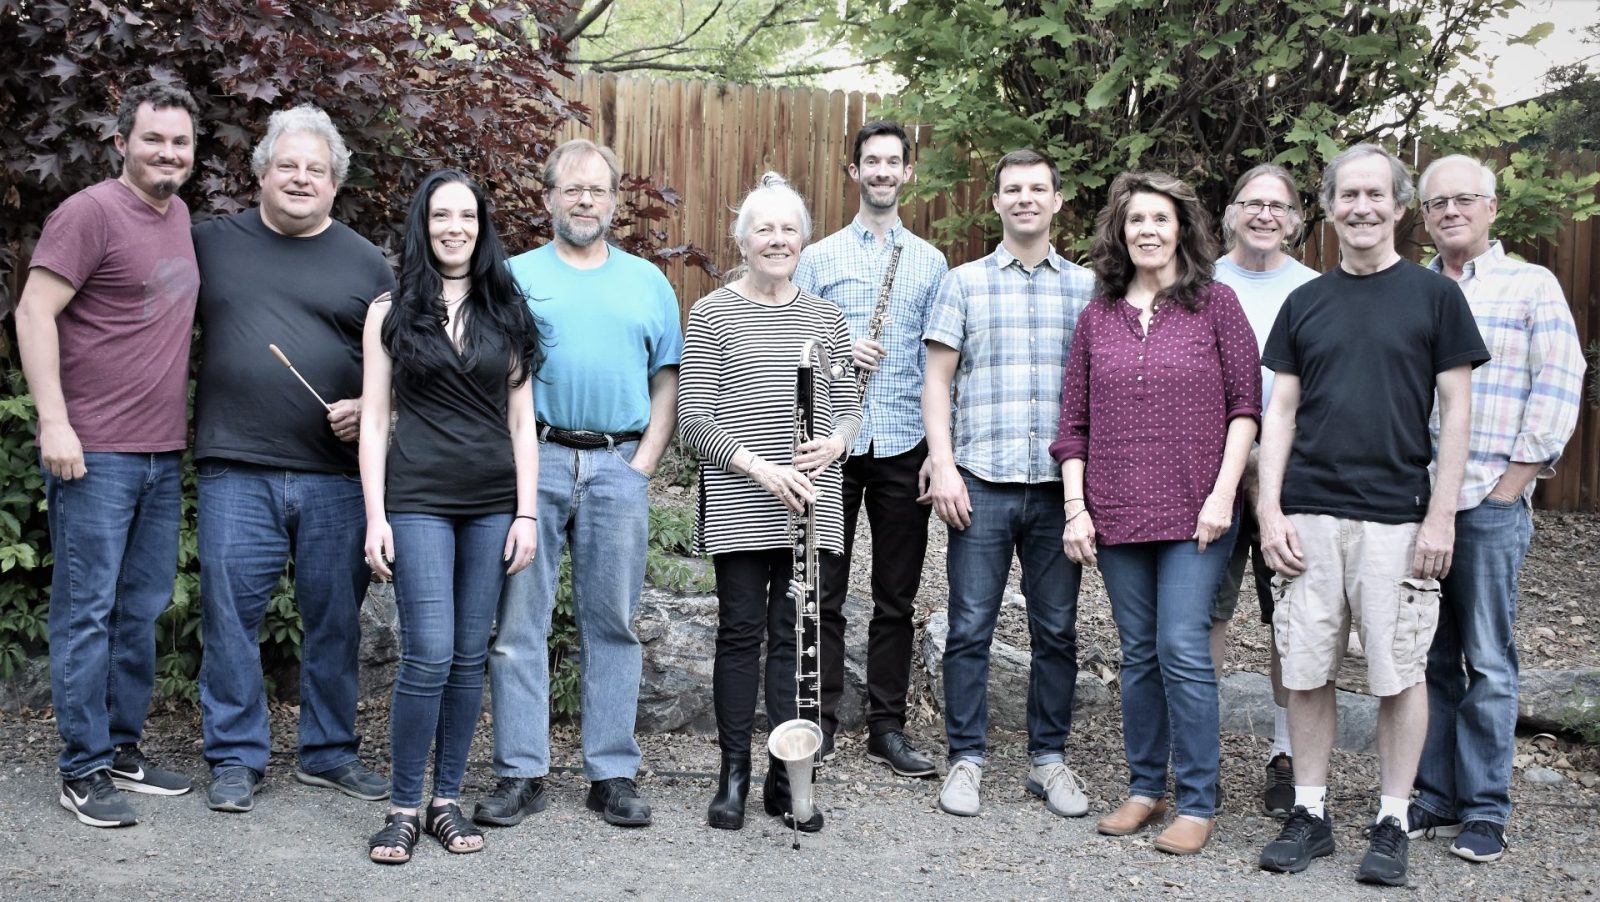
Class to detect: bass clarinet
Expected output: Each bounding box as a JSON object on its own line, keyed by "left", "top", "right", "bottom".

{"left": 854, "top": 243, "right": 903, "bottom": 398}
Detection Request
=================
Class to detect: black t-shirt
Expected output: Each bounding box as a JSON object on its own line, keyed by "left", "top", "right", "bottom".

{"left": 385, "top": 325, "right": 517, "bottom": 516}
{"left": 193, "top": 210, "right": 394, "bottom": 473}
{"left": 1262, "top": 259, "right": 1488, "bottom": 523}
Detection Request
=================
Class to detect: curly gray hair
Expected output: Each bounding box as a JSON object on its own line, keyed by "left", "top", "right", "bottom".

{"left": 250, "top": 105, "right": 351, "bottom": 185}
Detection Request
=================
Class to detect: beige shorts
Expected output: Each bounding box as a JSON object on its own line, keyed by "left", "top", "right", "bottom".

{"left": 1270, "top": 514, "right": 1440, "bottom": 697}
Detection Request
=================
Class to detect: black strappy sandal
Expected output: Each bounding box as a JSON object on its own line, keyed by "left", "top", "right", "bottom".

{"left": 368, "top": 811, "right": 420, "bottom": 865}
{"left": 424, "top": 801, "right": 484, "bottom": 854}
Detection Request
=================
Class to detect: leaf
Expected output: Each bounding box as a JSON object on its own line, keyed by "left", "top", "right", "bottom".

{"left": 44, "top": 55, "right": 80, "bottom": 82}
{"left": 1507, "top": 21, "right": 1555, "bottom": 47}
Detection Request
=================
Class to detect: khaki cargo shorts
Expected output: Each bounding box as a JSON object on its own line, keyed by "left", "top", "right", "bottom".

{"left": 1270, "top": 514, "right": 1440, "bottom": 697}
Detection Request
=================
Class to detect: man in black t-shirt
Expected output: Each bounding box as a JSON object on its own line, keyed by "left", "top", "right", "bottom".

{"left": 191, "top": 106, "right": 394, "bottom": 814}
{"left": 1254, "top": 144, "right": 1487, "bottom": 888}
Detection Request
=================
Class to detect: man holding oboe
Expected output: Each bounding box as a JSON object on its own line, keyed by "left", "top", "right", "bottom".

{"left": 191, "top": 105, "right": 394, "bottom": 813}
{"left": 794, "top": 120, "right": 947, "bottom": 776}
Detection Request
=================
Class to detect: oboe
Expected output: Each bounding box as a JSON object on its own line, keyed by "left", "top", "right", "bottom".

{"left": 854, "top": 243, "right": 903, "bottom": 398}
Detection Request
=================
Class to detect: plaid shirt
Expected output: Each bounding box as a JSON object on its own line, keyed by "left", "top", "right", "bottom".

{"left": 924, "top": 244, "right": 1094, "bottom": 484}
{"left": 794, "top": 218, "right": 948, "bottom": 457}
{"left": 1428, "top": 241, "right": 1586, "bottom": 509}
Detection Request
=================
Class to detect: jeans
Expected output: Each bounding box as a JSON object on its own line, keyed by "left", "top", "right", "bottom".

{"left": 1415, "top": 496, "right": 1532, "bottom": 827}
{"left": 711, "top": 550, "right": 801, "bottom": 755}
{"left": 488, "top": 440, "right": 649, "bottom": 780}
{"left": 46, "top": 452, "right": 181, "bottom": 779}
{"left": 1097, "top": 524, "right": 1236, "bottom": 818}
{"left": 943, "top": 473, "right": 1081, "bottom": 763}
{"left": 819, "top": 440, "right": 929, "bottom": 736}
{"left": 388, "top": 511, "right": 510, "bottom": 808}
{"left": 197, "top": 462, "right": 368, "bottom": 777}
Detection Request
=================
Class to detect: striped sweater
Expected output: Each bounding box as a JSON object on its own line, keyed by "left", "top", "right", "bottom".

{"left": 678, "top": 286, "right": 862, "bottom": 556}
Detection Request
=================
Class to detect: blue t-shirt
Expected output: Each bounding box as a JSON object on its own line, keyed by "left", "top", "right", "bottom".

{"left": 507, "top": 243, "right": 683, "bottom": 433}
{"left": 1214, "top": 255, "right": 1320, "bottom": 410}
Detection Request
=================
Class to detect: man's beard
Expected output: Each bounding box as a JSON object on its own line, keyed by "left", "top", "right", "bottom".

{"left": 128, "top": 155, "right": 187, "bottom": 198}
{"left": 554, "top": 208, "right": 611, "bottom": 247}
{"left": 860, "top": 180, "right": 901, "bottom": 211}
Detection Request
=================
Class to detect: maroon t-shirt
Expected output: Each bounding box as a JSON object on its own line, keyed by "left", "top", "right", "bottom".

{"left": 29, "top": 179, "right": 198, "bottom": 451}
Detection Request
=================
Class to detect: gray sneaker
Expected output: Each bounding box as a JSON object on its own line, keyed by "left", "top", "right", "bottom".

{"left": 1025, "top": 761, "right": 1088, "bottom": 817}
{"left": 207, "top": 766, "right": 260, "bottom": 813}
{"left": 939, "top": 759, "right": 982, "bottom": 817}
{"left": 294, "top": 761, "right": 389, "bottom": 801}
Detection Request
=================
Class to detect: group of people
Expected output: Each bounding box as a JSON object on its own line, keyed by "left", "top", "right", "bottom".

{"left": 15, "top": 81, "right": 1584, "bottom": 887}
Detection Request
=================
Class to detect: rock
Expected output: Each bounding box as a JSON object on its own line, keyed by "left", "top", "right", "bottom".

{"left": 1518, "top": 667, "right": 1600, "bottom": 734}
{"left": 1522, "top": 766, "right": 1566, "bottom": 785}
{"left": 0, "top": 655, "right": 52, "bottom": 714}
{"left": 358, "top": 581, "right": 400, "bottom": 701}
{"left": 919, "top": 610, "right": 1112, "bottom": 732}
{"left": 1219, "top": 671, "right": 1377, "bottom": 753}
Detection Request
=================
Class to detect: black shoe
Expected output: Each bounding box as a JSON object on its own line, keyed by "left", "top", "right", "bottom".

{"left": 60, "top": 770, "right": 137, "bottom": 828}
{"left": 707, "top": 754, "right": 752, "bottom": 830}
{"left": 1263, "top": 753, "right": 1294, "bottom": 817}
{"left": 206, "top": 766, "right": 261, "bottom": 813}
{"left": 1358, "top": 815, "right": 1410, "bottom": 886}
{"left": 473, "top": 776, "right": 548, "bottom": 827}
{"left": 762, "top": 754, "right": 823, "bottom": 832}
{"left": 1405, "top": 801, "right": 1463, "bottom": 839}
{"left": 866, "top": 731, "right": 937, "bottom": 778}
{"left": 1259, "top": 806, "right": 1335, "bottom": 873}
{"left": 294, "top": 761, "right": 389, "bottom": 801}
{"left": 818, "top": 732, "right": 836, "bottom": 764}
{"left": 1450, "top": 820, "right": 1507, "bottom": 862}
{"left": 110, "top": 744, "right": 192, "bottom": 796}
{"left": 586, "top": 777, "right": 652, "bottom": 827}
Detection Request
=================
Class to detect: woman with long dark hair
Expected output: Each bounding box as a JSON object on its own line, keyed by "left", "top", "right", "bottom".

{"left": 1051, "top": 170, "right": 1260, "bottom": 855}
{"left": 360, "top": 170, "right": 543, "bottom": 864}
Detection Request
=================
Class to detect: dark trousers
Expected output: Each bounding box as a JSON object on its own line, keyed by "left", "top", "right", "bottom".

{"left": 818, "top": 441, "right": 930, "bottom": 737}
{"left": 712, "top": 549, "right": 801, "bottom": 756}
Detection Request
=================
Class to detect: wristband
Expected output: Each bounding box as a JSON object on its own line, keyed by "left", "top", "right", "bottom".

{"left": 514, "top": 514, "right": 537, "bottom": 522}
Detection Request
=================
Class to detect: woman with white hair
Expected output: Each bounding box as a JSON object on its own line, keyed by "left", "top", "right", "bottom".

{"left": 677, "top": 172, "right": 861, "bottom": 833}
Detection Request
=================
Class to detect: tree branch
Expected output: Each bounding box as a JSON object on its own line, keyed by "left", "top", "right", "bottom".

{"left": 560, "top": 0, "right": 619, "bottom": 44}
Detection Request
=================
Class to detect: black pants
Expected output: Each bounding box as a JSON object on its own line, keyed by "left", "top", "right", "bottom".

{"left": 818, "top": 440, "right": 930, "bottom": 736}
{"left": 712, "top": 549, "right": 799, "bottom": 756}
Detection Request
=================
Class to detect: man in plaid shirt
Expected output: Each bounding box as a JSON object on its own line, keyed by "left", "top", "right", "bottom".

{"left": 1409, "top": 154, "right": 1586, "bottom": 864}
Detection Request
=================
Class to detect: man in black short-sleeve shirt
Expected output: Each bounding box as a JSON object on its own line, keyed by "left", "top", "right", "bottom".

{"left": 191, "top": 105, "right": 393, "bottom": 814}
{"left": 1254, "top": 143, "right": 1487, "bottom": 887}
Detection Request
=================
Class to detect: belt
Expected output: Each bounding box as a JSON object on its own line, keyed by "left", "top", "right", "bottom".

{"left": 537, "top": 422, "right": 643, "bottom": 450}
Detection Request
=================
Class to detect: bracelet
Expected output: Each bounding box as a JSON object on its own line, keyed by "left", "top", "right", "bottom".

{"left": 514, "top": 514, "right": 537, "bottom": 522}
{"left": 1066, "top": 509, "right": 1088, "bottom": 523}
{"left": 1063, "top": 497, "right": 1084, "bottom": 504}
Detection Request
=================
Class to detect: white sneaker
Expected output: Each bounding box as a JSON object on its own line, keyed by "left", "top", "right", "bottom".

{"left": 1026, "top": 761, "right": 1089, "bottom": 817}
{"left": 939, "top": 759, "right": 982, "bottom": 817}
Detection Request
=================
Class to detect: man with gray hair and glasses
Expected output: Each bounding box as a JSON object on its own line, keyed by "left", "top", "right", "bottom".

{"left": 192, "top": 104, "right": 394, "bottom": 813}
{"left": 479, "top": 138, "right": 681, "bottom": 831}
{"left": 1254, "top": 143, "right": 1487, "bottom": 886}
{"left": 1407, "top": 154, "right": 1584, "bottom": 863}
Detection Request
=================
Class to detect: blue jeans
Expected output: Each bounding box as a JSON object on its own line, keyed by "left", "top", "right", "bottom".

{"left": 196, "top": 461, "right": 368, "bottom": 777}
{"left": 1415, "top": 496, "right": 1532, "bottom": 827}
{"left": 1097, "top": 524, "right": 1236, "bottom": 818}
{"left": 388, "top": 511, "right": 510, "bottom": 808}
{"left": 45, "top": 452, "right": 181, "bottom": 778}
{"left": 943, "top": 473, "right": 1081, "bottom": 764}
{"left": 488, "top": 440, "right": 649, "bottom": 780}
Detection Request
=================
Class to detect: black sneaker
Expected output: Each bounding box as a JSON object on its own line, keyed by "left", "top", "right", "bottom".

{"left": 866, "top": 731, "right": 937, "bottom": 778}
{"left": 206, "top": 766, "right": 260, "bottom": 813}
{"left": 294, "top": 761, "right": 389, "bottom": 801}
{"left": 1259, "top": 805, "right": 1335, "bottom": 873}
{"left": 110, "top": 744, "right": 192, "bottom": 796}
{"left": 61, "top": 770, "right": 137, "bottom": 828}
{"left": 819, "top": 732, "right": 836, "bottom": 764}
{"left": 1263, "top": 754, "right": 1295, "bottom": 817}
{"left": 585, "top": 777, "right": 651, "bottom": 827}
{"left": 1405, "top": 801, "right": 1462, "bottom": 839}
{"left": 1358, "top": 815, "right": 1410, "bottom": 886}
{"left": 1450, "top": 820, "right": 1507, "bottom": 862}
{"left": 473, "top": 776, "right": 548, "bottom": 827}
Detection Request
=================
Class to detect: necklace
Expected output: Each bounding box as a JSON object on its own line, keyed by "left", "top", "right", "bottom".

{"left": 441, "top": 272, "right": 470, "bottom": 281}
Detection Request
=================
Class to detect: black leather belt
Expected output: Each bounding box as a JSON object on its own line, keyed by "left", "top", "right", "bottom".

{"left": 537, "top": 422, "right": 643, "bottom": 450}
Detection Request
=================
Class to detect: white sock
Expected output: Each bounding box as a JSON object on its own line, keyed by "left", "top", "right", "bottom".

{"left": 1294, "top": 785, "right": 1327, "bottom": 819}
{"left": 1378, "top": 795, "right": 1410, "bottom": 832}
{"left": 1270, "top": 705, "right": 1292, "bottom": 759}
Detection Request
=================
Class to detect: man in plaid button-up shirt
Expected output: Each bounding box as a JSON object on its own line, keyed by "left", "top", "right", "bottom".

{"left": 921, "top": 150, "right": 1094, "bottom": 819}
{"left": 1412, "top": 154, "right": 1586, "bottom": 863}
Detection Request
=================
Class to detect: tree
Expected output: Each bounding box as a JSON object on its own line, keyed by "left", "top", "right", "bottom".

{"left": 856, "top": 0, "right": 1593, "bottom": 250}
{"left": 1540, "top": 21, "right": 1600, "bottom": 153}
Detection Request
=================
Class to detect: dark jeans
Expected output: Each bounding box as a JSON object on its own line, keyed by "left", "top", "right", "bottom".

{"left": 388, "top": 511, "right": 510, "bottom": 808}
{"left": 712, "top": 549, "right": 812, "bottom": 756}
{"left": 1212, "top": 503, "right": 1276, "bottom": 625}
{"left": 819, "top": 440, "right": 930, "bottom": 736}
{"left": 46, "top": 452, "right": 181, "bottom": 778}
{"left": 942, "top": 474, "right": 1081, "bottom": 763}
{"left": 197, "top": 461, "right": 368, "bottom": 777}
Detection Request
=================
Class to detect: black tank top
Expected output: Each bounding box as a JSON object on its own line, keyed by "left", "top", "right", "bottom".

{"left": 384, "top": 326, "right": 517, "bottom": 516}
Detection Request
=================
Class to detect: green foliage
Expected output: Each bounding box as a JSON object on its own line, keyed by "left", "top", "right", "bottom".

{"left": 854, "top": 0, "right": 1595, "bottom": 252}
{"left": 1540, "top": 22, "right": 1600, "bottom": 153}
{"left": 0, "top": 369, "right": 47, "bottom": 679}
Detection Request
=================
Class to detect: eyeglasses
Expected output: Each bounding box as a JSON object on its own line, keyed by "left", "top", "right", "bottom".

{"left": 1420, "top": 192, "right": 1492, "bottom": 215}
{"left": 1235, "top": 200, "right": 1295, "bottom": 218}
{"left": 555, "top": 185, "right": 613, "bottom": 201}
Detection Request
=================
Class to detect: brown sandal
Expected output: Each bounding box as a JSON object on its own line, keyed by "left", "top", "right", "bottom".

{"left": 424, "top": 801, "right": 484, "bottom": 854}
{"left": 368, "top": 811, "right": 419, "bottom": 864}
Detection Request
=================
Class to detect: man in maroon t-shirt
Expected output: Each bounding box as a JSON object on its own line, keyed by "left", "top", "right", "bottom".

{"left": 15, "top": 82, "right": 202, "bottom": 829}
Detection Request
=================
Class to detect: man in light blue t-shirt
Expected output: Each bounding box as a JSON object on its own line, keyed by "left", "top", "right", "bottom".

{"left": 1209, "top": 163, "right": 1319, "bottom": 820}
{"left": 476, "top": 139, "right": 683, "bottom": 832}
